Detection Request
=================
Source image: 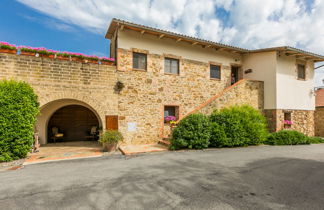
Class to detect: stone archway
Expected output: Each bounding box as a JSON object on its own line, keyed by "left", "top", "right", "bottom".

{"left": 36, "top": 98, "right": 103, "bottom": 144}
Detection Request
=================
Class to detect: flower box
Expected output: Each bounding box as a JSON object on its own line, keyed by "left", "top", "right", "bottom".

{"left": 71, "top": 57, "right": 84, "bottom": 62}
{"left": 57, "top": 56, "right": 70, "bottom": 61}
{"left": 20, "top": 51, "right": 36, "bottom": 56}
{"left": 0, "top": 49, "right": 17, "bottom": 54}
{"left": 0, "top": 42, "right": 17, "bottom": 54}
{"left": 86, "top": 59, "right": 98, "bottom": 64}
{"left": 40, "top": 54, "right": 55, "bottom": 59}
{"left": 101, "top": 60, "right": 114, "bottom": 65}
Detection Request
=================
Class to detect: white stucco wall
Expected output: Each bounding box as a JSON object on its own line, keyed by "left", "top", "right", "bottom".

{"left": 117, "top": 29, "right": 242, "bottom": 66}
{"left": 276, "top": 55, "right": 315, "bottom": 110}
{"left": 242, "top": 52, "right": 277, "bottom": 109}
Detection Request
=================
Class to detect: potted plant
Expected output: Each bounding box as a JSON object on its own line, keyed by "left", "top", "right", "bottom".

{"left": 84, "top": 55, "right": 98, "bottom": 64}
{"left": 57, "top": 52, "right": 70, "bottom": 61}
{"left": 169, "top": 120, "right": 178, "bottom": 128}
{"left": 19, "top": 46, "right": 37, "bottom": 56}
{"left": 100, "top": 57, "right": 115, "bottom": 65}
{"left": 70, "top": 53, "right": 85, "bottom": 62}
{"left": 99, "top": 130, "right": 123, "bottom": 152}
{"left": 164, "top": 115, "right": 177, "bottom": 124}
{"left": 0, "top": 42, "right": 17, "bottom": 54}
{"left": 283, "top": 120, "right": 293, "bottom": 129}
{"left": 37, "top": 48, "right": 56, "bottom": 58}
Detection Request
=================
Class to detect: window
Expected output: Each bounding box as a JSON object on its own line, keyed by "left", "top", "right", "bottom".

{"left": 210, "top": 64, "right": 221, "bottom": 79}
{"left": 283, "top": 112, "right": 292, "bottom": 129}
{"left": 164, "top": 58, "right": 179, "bottom": 74}
{"left": 164, "top": 106, "right": 179, "bottom": 122}
{"left": 133, "top": 52, "right": 147, "bottom": 70}
{"left": 297, "top": 64, "right": 306, "bottom": 80}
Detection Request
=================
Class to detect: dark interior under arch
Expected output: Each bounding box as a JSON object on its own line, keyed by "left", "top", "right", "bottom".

{"left": 47, "top": 105, "right": 99, "bottom": 143}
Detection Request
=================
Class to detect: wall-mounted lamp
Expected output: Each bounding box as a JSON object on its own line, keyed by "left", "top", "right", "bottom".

{"left": 244, "top": 69, "right": 253, "bottom": 74}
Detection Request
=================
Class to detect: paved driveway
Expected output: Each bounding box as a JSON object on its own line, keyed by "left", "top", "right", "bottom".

{"left": 1, "top": 145, "right": 324, "bottom": 210}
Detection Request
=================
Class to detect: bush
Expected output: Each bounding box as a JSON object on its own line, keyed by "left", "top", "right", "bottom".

{"left": 99, "top": 130, "right": 123, "bottom": 144}
{"left": 210, "top": 105, "right": 268, "bottom": 147}
{"left": 170, "top": 113, "right": 210, "bottom": 150}
{"left": 266, "top": 130, "right": 309, "bottom": 145}
{"left": 209, "top": 122, "right": 227, "bottom": 147}
{"left": 0, "top": 80, "right": 39, "bottom": 162}
{"left": 308, "top": 136, "right": 324, "bottom": 144}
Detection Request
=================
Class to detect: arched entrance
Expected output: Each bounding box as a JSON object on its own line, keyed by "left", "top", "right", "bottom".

{"left": 47, "top": 105, "right": 99, "bottom": 143}
{"left": 36, "top": 99, "right": 103, "bottom": 144}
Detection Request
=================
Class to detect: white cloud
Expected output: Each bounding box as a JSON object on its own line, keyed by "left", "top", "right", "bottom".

{"left": 16, "top": 0, "right": 324, "bottom": 86}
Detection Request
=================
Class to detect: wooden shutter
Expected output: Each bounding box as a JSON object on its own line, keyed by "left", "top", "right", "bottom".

{"left": 105, "top": 115, "right": 118, "bottom": 130}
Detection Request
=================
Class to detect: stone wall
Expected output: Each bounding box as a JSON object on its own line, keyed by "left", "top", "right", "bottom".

{"left": 194, "top": 79, "right": 264, "bottom": 116}
{"left": 315, "top": 107, "right": 324, "bottom": 137}
{"left": 116, "top": 48, "right": 233, "bottom": 144}
{"left": 0, "top": 53, "right": 118, "bottom": 143}
{"left": 264, "top": 109, "right": 314, "bottom": 136}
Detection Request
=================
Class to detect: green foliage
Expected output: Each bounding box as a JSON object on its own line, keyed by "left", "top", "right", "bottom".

{"left": 99, "top": 130, "right": 123, "bottom": 144}
{"left": 20, "top": 48, "right": 37, "bottom": 53}
{"left": 266, "top": 130, "right": 310, "bottom": 145}
{"left": 37, "top": 50, "right": 54, "bottom": 55}
{"left": 210, "top": 105, "right": 268, "bottom": 147}
{"left": 170, "top": 114, "right": 210, "bottom": 150}
{"left": 209, "top": 122, "right": 227, "bottom": 147}
{"left": 308, "top": 136, "right": 324, "bottom": 144}
{"left": 0, "top": 80, "right": 39, "bottom": 162}
{"left": 0, "top": 45, "right": 16, "bottom": 50}
{"left": 57, "top": 53, "right": 70, "bottom": 58}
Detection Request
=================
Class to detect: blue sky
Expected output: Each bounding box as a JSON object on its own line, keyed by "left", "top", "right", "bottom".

{"left": 1, "top": 0, "right": 324, "bottom": 86}
{"left": 0, "top": 0, "right": 109, "bottom": 56}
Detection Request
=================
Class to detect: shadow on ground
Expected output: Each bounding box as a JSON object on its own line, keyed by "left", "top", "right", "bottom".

{"left": 1, "top": 156, "right": 324, "bottom": 210}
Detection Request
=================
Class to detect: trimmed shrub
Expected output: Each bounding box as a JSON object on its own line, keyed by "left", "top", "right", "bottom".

{"left": 0, "top": 80, "right": 39, "bottom": 162}
{"left": 210, "top": 105, "right": 268, "bottom": 147}
{"left": 266, "top": 130, "right": 309, "bottom": 145}
{"left": 308, "top": 136, "right": 324, "bottom": 144}
{"left": 209, "top": 122, "right": 227, "bottom": 147}
{"left": 170, "top": 113, "right": 210, "bottom": 150}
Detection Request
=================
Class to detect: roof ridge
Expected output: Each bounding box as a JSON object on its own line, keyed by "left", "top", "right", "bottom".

{"left": 108, "top": 18, "right": 324, "bottom": 59}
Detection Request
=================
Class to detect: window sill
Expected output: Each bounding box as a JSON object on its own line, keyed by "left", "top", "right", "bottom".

{"left": 210, "top": 78, "right": 221, "bottom": 81}
{"left": 297, "top": 78, "right": 306, "bottom": 81}
{"left": 132, "top": 68, "right": 147, "bottom": 72}
{"left": 164, "top": 73, "right": 180, "bottom": 76}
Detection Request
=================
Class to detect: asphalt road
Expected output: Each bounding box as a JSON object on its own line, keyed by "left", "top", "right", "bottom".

{"left": 1, "top": 144, "right": 324, "bottom": 210}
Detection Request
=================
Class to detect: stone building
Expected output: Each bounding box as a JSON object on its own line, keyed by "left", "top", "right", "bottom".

{"left": 1, "top": 18, "right": 323, "bottom": 145}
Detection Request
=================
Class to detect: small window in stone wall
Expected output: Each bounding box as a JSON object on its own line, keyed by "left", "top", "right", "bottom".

{"left": 297, "top": 64, "right": 306, "bottom": 80}
{"left": 164, "top": 58, "right": 179, "bottom": 74}
{"left": 283, "top": 112, "right": 292, "bottom": 129}
{"left": 164, "top": 106, "right": 179, "bottom": 123}
{"left": 133, "top": 52, "right": 147, "bottom": 70}
{"left": 210, "top": 64, "right": 221, "bottom": 79}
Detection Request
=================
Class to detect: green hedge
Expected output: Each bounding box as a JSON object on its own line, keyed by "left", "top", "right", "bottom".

{"left": 266, "top": 130, "right": 309, "bottom": 145}
{"left": 209, "top": 122, "right": 227, "bottom": 147}
{"left": 170, "top": 113, "right": 210, "bottom": 150}
{"left": 0, "top": 80, "right": 39, "bottom": 162}
{"left": 266, "top": 130, "right": 324, "bottom": 145}
{"left": 210, "top": 105, "right": 268, "bottom": 147}
{"left": 308, "top": 136, "right": 324, "bottom": 144}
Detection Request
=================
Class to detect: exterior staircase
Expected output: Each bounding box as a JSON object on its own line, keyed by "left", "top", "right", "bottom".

{"left": 160, "top": 79, "right": 264, "bottom": 143}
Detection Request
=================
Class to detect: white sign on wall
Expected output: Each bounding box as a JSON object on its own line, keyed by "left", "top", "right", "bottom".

{"left": 127, "top": 122, "right": 137, "bottom": 132}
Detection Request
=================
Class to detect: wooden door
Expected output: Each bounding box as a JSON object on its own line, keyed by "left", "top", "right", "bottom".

{"left": 106, "top": 115, "right": 118, "bottom": 130}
